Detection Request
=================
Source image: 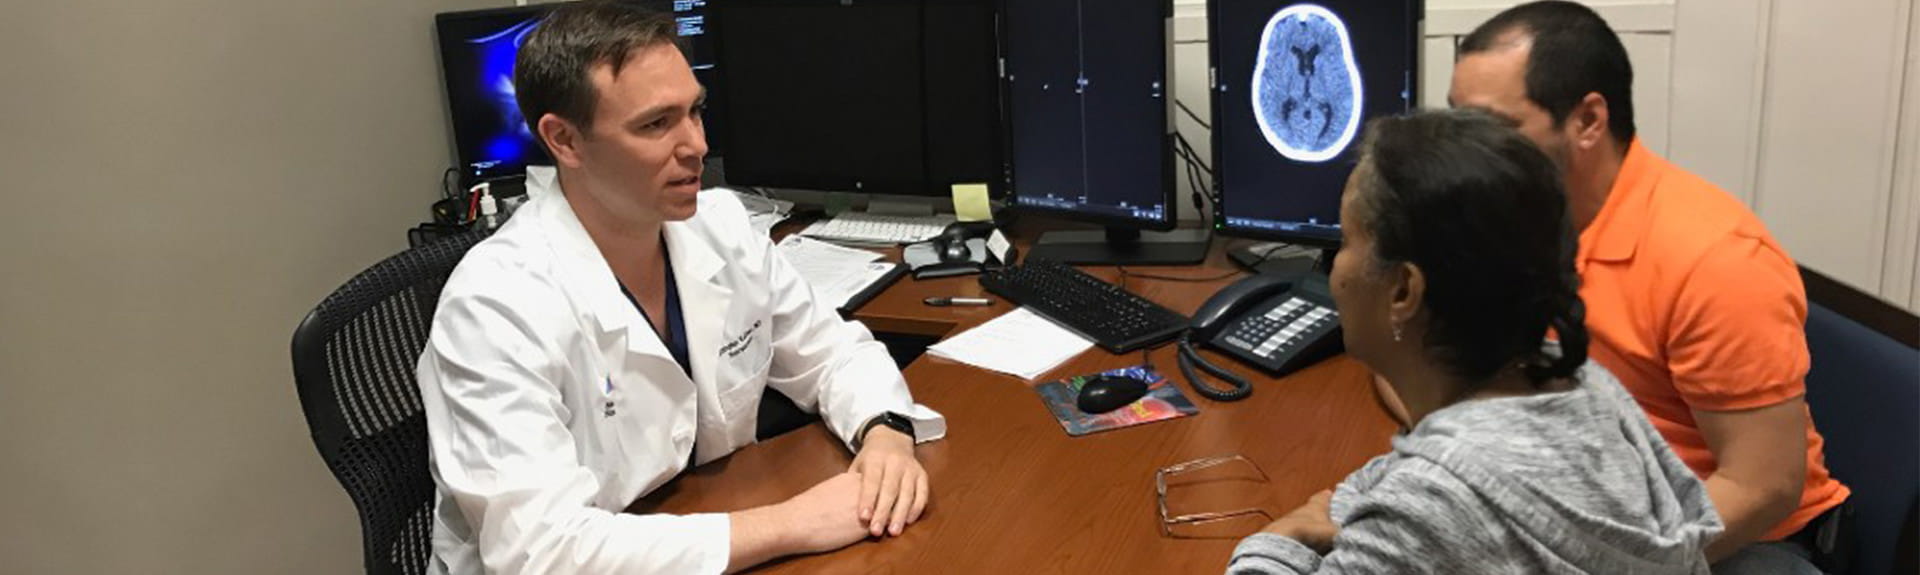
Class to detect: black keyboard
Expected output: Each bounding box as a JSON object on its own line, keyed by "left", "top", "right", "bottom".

{"left": 979, "top": 259, "right": 1189, "bottom": 353}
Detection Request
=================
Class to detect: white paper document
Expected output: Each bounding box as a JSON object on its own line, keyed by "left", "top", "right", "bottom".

{"left": 748, "top": 212, "right": 787, "bottom": 237}
{"left": 729, "top": 187, "right": 795, "bottom": 236}
{"left": 925, "top": 308, "right": 1095, "bottom": 380}
{"left": 775, "top": 235, "right": 892, "bottom": 309}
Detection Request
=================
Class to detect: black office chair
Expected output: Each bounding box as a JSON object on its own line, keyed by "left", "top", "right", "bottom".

{"left": 1801, "top": 270, "right": 1920, "bottom": 575}
{"left": 290, "top": 230, "right": 490, "bottom": 575}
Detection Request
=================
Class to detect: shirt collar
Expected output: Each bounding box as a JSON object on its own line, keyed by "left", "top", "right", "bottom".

{"left": 1578, "top": 138, "right": 1662, "bottom": 264}
{"left": 527, "top": 168, "right": 728, "bottom": 335}
{"left": 530, "top": 167, "right": 726, "bottom": 285}
{"left": 663, "top": 217, "right": 724, "bottom": 286}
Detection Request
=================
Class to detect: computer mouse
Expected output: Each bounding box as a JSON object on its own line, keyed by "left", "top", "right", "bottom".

{"left": 1077, "top": 374, "right": 1150, "bottom": 414}
{"left": 939, "top": 229, "right": 973, "bottom": 262}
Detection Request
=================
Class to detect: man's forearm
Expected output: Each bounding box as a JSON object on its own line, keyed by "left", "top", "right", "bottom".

{"left": 1691, "top": 397, "right": 1812, "bottom": 562}
{"left": 726, "top": 505, "right": 794, "bottom": 573}
{"left": 1703, "top": 474, "right": 1800, "bottom": 562}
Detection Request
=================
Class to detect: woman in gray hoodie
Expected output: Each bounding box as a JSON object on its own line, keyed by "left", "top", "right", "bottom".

{"left": 1228, "top": 109, "right": 1723, "bottom": 574}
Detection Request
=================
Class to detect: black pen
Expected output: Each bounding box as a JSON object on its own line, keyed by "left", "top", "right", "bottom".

{"left": 923, "top": 296, "right": 993, "bottom": 307}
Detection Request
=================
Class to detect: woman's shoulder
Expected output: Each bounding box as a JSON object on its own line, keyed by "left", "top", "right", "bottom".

{"left": 1397, "top": 362, "right": 1639, "bottom": 467}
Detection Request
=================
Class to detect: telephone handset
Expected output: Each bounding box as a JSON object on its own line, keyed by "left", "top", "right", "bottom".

{"left": 1178, "top": 272, "right": 1345, "bottom": 401}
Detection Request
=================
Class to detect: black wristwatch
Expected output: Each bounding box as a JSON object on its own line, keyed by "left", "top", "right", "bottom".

{"left": 853, "top": 411, "right": 915, "bottom": 451}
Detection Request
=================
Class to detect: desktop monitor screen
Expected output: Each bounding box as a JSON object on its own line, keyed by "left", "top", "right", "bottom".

{"left": 712, "top": 0, "right": 1002, "bottom": 197}
{"left": 1003, "top": 0, "right": 1174, "bottom": 231}
{"left": 1208, "top": 0, "right": 1420, "bottom": 246}
{"left": 436, "top": 1, "right": 720, "bottom": 182}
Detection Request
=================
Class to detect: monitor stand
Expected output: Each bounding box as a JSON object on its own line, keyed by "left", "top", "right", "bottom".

{"left": 1025, "top": 227, "right": 1211, "bottom": 265}
{"left": 1228, "top": 242, "right": 1333, "bottom": 276}
{"left": 864, "top": 197, "right": 938, "bottom": 217}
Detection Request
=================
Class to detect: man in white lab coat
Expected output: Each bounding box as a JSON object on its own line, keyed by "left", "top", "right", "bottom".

{"left": 415, "top": 3, "right": 947, "bottom": 573}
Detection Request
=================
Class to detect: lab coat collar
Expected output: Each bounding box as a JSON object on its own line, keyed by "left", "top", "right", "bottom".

{"left": 663, "top": 217, "right": 732, "bottom": 410}
{"left": 525, "top": 170, "right": 734, "bottom": 369}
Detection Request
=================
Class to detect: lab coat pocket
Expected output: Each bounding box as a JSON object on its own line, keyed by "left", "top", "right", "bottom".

{"left": 714, "top": 316, "right": 772, "bottom": 420}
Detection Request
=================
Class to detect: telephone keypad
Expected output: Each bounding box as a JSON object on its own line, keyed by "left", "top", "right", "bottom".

{"left": 1223, "top": 297, "right": 1338, "bottom": 360}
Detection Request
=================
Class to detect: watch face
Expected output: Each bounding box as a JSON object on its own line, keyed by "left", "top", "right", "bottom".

{"left": 883, "top": 413, "right": 914, "bottom": 435}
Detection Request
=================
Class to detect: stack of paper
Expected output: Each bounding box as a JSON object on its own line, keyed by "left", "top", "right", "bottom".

{"left": 926, "top": 308, "right": 1095, "bottom": 380}
{"left": 774, "top": 235, "right": 892, "bottom": 309}
{"left": 728, "top": 188, "right": 795, "bottom": 236}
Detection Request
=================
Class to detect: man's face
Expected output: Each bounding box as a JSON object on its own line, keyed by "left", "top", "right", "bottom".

{"left": 1449, "top": 42, "right": 1571, "bottom": 170}
{"left": 570, "top": 42, "right": 708, "bottom": 224}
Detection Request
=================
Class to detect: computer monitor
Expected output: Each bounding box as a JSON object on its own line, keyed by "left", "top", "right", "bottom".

{"left": 435, "top": 1, "right": 721, "bottom": 184}
{"left": 1207, "top": 0, "right": 1421, "bottom": 250}
{"left": 1002, "top": 0, "right": 1206, "bottom": 265}
{"left": 670, "top": 0, "right": 728, "bottom": 157}
{"left": 711, "top": 0, "right": 1002, "bottom": 199}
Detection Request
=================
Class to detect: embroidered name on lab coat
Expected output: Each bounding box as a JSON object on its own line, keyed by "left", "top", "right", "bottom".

{"left": 718, "top": 319, "right": 763, "bottom": 359}
{"left": 603, "top": 376, "right": 617, "bottom": 417}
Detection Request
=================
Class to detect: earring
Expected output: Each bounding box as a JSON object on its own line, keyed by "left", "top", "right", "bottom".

{"left": 1392, "top": 323, "right": 1403, "bottom": 342}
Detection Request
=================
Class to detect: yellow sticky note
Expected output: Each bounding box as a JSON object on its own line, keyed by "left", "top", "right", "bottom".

{"left": 951, "top": 183, "right": 992, "bottom": 222}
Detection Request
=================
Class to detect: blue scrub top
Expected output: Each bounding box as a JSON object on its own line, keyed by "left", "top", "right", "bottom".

{"left": 617, "top": 242, "right": 697, "bottom": 470}
{"left": 617, "top": 246, "right": 691, "bottom": 379}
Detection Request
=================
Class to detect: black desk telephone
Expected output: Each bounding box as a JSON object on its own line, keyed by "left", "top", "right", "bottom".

{"left": 1178, "top": 272, "right": 1345, "bottom": 401}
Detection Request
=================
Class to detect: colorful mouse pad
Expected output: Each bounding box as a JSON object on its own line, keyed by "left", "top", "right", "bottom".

{"left": 1036, "top": 365, "right": 1199, "bottom": 436}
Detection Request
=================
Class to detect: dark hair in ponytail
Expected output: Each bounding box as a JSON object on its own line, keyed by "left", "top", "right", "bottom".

{"left": 1354, "top": 109, "right": 1588, "bottom": 385}
{"left": 1526, "top": 280, "right": 1588, "bottom": 382}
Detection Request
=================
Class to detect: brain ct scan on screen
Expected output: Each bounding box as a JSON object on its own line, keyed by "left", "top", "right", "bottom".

{"left": 1252, "top": 4, "right": 1363, "bottom": 163}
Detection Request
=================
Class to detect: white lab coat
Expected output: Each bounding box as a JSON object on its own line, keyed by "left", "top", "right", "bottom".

{"left": 417, "top": 168, "right": 946, "bottom": 575}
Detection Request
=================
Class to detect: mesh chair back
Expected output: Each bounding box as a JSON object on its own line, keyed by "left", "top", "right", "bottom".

{"left": 290, "top": 231, "right": 489, "bottom": 575}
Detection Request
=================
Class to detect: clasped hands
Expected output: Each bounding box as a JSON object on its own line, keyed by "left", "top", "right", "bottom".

{"left": 772, "top": 425, "right": 928, "bottom": 557}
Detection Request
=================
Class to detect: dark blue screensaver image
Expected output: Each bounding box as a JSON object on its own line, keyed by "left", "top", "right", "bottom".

{"left": 460, "top": 17, "right": 544, "bottom": 175}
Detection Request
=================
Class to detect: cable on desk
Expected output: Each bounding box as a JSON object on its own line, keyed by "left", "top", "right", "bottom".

{"left": 1171, "top": 131, "right": 1214, "bottom": 178}
{"left": 1175, "top": 99, "right": 1212, "bottom": 131}
{"left": 1120, "top": 265, "right": 1242, "bottom": 284}
{"left": 1115, "top": 241, "right": 1287, "bottom": 284}
{"left": 1111, "top": 315, "right": 1176, "bottom": 372}
{"left": 441, "top": 167, "right": 461, "bottom": 201}
{"left": 1172, "top": 145, "right": 1209, "bottom": 221}
{"left": 1170, "top": 131, "right": 1216, "bottom": 223}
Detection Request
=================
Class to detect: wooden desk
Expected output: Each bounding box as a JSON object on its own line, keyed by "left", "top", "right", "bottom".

{"left": 637, "top": 223, "right": 1399, "bottom": 572}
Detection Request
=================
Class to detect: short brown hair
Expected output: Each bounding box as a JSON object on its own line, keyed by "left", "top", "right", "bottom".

{"left": 1457, "top": 1, "right": 1636, "bottom": 149}
{"left": 513, "top": 1, "right": 680, "bottom": 141}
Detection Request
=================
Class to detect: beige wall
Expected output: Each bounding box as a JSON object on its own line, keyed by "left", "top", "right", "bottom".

{"left": 0, "top": 0, "right": 499, "bottom": 572}
{"left": 1743, "top": 0, "right": 1914, "bottom": 310}
{"left": 1667, "top": 0, "right": 1918, "bottom": 312}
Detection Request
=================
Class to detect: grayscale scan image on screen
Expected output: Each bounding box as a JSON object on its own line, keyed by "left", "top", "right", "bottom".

{"left": 1253, "top": 4, "right": 1363, "bottom": 163}
{"left": 1210, "top": 0, "right": 1419, "bottom": 245}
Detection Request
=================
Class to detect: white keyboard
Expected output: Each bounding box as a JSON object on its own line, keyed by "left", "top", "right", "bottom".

{"left": 800, "top": 212, "right": 956, "bottom": 245}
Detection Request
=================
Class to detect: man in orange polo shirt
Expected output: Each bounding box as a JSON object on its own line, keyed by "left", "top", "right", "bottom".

{"left": 1438, "top": 2, "right": 1851, "bottom": 572}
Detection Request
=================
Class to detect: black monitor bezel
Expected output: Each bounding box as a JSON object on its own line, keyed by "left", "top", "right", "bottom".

{"left": 1205, "top": 0, "right": 1422, "bottom": 247}
{"left": 998, "top": 0, "right": 1178, "bottom": 233}
{"left": 710, "top": 0, "right": 1004, "bottom": 198}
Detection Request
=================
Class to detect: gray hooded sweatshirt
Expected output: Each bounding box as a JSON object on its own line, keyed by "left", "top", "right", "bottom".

{"left": 1228, "top": 361, "right": 1723, "bottom": 574}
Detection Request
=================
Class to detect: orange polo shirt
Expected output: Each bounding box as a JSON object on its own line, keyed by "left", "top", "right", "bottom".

{"left": 1576, "top": 140, "right": 1848, "bottom": 541}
